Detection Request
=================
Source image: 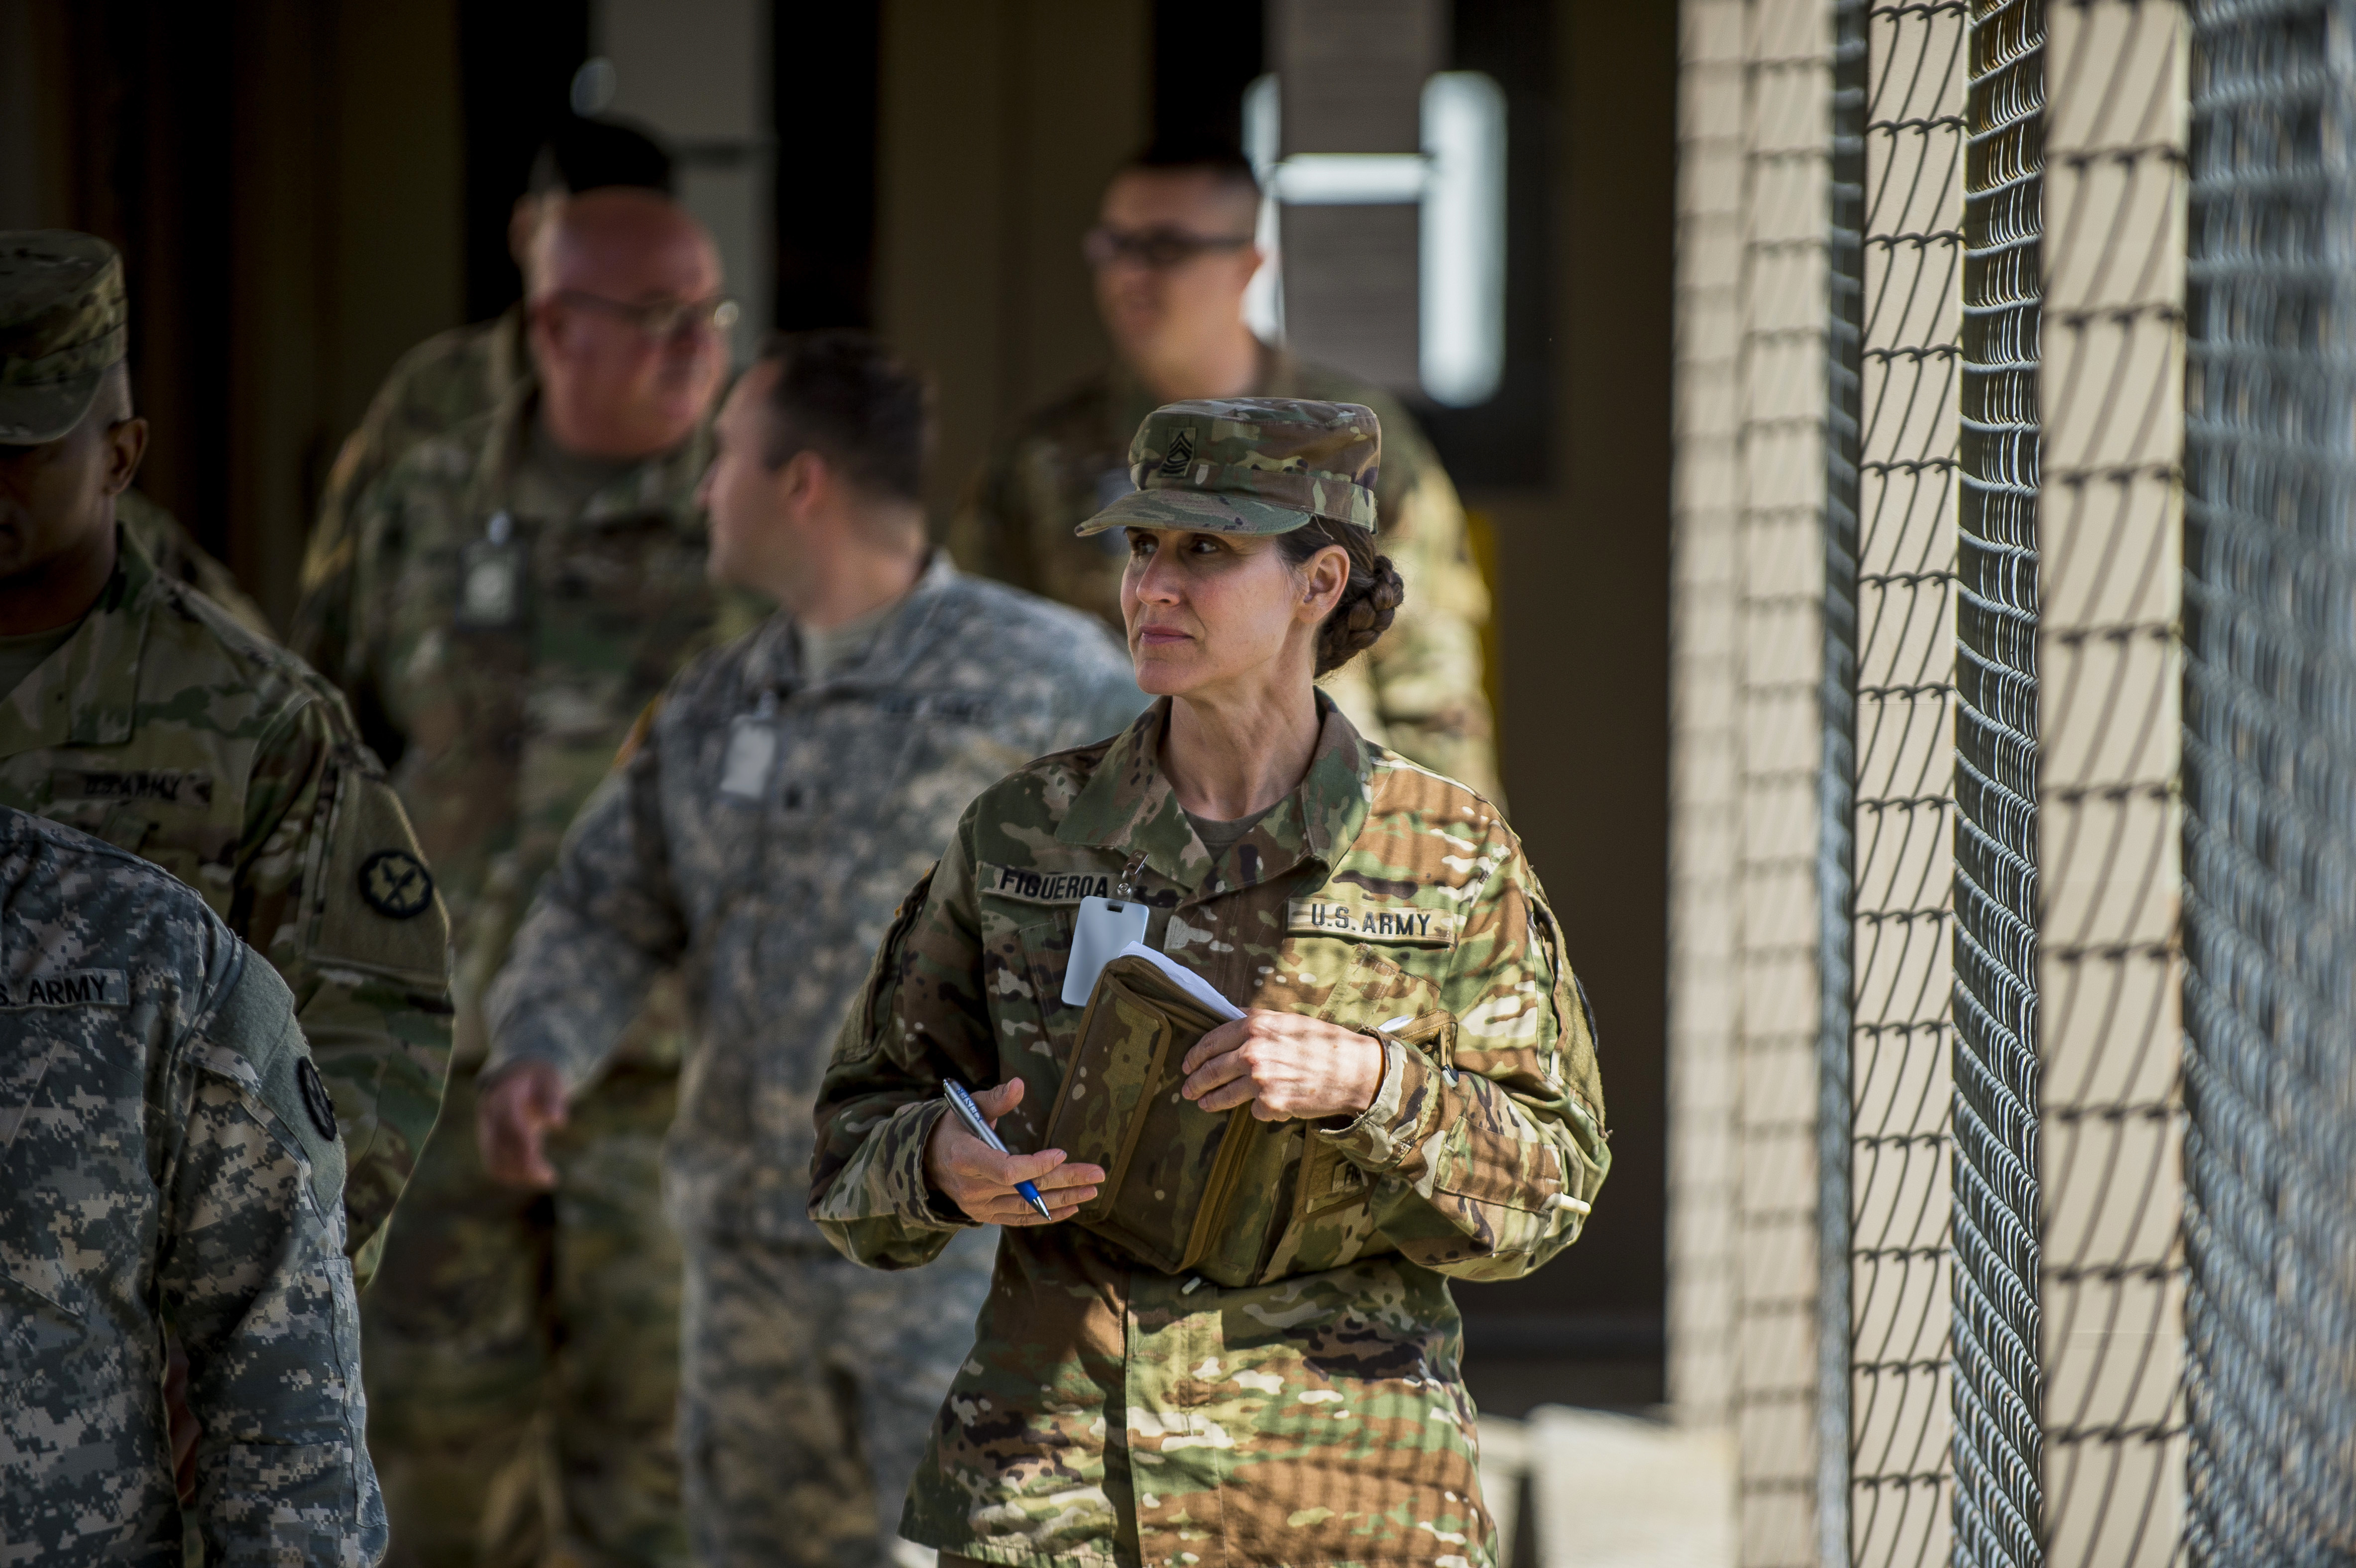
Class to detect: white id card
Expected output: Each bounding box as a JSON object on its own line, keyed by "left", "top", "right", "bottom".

{"left": 718, "top": 715, "right": 778, "bottom": 799}
{"left": 1062, "top": 895, "right": 1152, "bottom": 1005}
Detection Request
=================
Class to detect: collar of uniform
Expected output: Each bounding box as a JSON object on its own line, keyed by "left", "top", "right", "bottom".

{"left": 471, "top": 376, "right": 718, "bottom": 532}
{"left": 487, "top": 305, "right": 530, "bottom": 401}
{"left": 0, "top": 522, "right": 159, "bottom": 758}
{"left": 1055, "top": 691, "right": 1374, "bottom": 898}
{"left": 742, "top": 551, "right": 964, "bottom": 696}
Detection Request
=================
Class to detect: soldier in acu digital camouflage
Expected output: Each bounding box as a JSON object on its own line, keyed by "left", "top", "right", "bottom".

{"left": 289, "top": 114, "right": 677, "bottom": 672}
{"left": 0, "top": 806, "right": 385, "bottom": 1564}
{"left": 0, "top": 229, "right": 453, "bottom": 1283}
{"left": 811, "top": 399, "right": 1609, "bottom": 1568}
{"left": 479, "top": 331, "right": 1143, "bottom": 1568}
{"left": 295, "top": 186, "right": 750, "bottom": 1568}
{"left": 950, "top": 137, "right": 1502, "bottom": 797}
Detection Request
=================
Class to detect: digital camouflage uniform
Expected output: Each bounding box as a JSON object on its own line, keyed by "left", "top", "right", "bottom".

{"left": 0, "top": 806, "right": 384, "bottom": 1564}
{"left": 0, "top": 526, "right": 454, "bottom": 1278}
{"left": 949, "top": 348, "right": 1499, "bottom": 796}
{"left": 299, "top": 377, "right": 754, "bottom": 1568}
{"left": 289, "top": 308, "right": 524, "bottom": 688}
{"left": 485, "top": 557, "right": 1145, "bottom": 1568}
{"left": 811, "top": 403, "right": 1608, "bottom": 1568}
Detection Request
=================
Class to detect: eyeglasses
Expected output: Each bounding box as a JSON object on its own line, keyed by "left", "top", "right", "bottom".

{"left": 1082, "top": 226, "right": 1256, "bottom": 271}
{"left": 549, "top": 290, "right": 741, "bottom": 341}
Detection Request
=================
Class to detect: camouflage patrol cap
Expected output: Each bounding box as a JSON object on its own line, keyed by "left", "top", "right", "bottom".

{"left": 0, "top": 231, "right": 128, "bottom": 446}
{"left": 1075, "top": 397, "right": 1381, "bottom": 537}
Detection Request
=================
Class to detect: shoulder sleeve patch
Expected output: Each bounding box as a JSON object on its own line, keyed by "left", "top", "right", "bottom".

{"left": 303, "top": 753, "right": 451, "bottom": 991}
{"left": 192, "top": 955, "right": 347, "bottom": 1214}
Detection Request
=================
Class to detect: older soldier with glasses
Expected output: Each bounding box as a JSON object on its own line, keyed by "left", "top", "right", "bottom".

{"left": 294, "top": 114, "right": 680, "bottom": 670}
{"left": 951, "top": 135, "right": 1503, "bottom": 800}
{"left": 298, "top": 186, "right": 753, "bottom": 1568}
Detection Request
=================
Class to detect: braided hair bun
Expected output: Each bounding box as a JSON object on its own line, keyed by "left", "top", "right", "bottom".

{"left": 1276, "top": 516, "right": 1407, "bottom": 677}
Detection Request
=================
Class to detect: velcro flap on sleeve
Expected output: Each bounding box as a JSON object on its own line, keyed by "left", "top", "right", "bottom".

{"left": 304, "top": 755, "right": 451, "bottom": 992}
{"left": 191, "top": 958, "right": 348, "bottom": 1217}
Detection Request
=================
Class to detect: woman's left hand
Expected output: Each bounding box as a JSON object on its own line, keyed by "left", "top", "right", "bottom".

{"left": 1180, "top": 1011, "right": 1386, "bottom": 1122}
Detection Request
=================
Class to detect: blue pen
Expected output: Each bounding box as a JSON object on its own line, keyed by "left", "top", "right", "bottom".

{"left": 944, "top": 1080, "right": 1054, "bottom": 1222}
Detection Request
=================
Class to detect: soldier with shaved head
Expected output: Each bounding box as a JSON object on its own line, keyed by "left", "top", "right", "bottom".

{"left": 297, "top": 183, "right": 748, "bottom": 1568}
{"left": 293, "top": 114, "right": 679, "bottom": 674}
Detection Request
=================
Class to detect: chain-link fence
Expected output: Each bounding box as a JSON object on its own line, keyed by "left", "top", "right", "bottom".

{"left": 1950, "top": 2, "right": 2048, "bottom": 1561}
{"left": 1659, "top": 0, "right": 2356, "bottom": 1560}
{"left": 2183, "top": 0, "right": 2356, "bottom": 1559}
{"left": 1844, "top": 6, "right": 1965, "bottom": 1566}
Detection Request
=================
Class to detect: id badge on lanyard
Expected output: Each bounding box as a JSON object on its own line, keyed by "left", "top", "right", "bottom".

{"left": 719, "top": 689, "right": 780, "bottom": 800}
{"left": 1061, "top": 851, "right": 1153, "bottom": 1005}
{"left": 455, "top": 511, "right": 527, "bottom": 630}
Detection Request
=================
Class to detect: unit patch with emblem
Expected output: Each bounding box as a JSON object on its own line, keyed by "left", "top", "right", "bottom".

{"left": 297, "top": 1057, "right": 339, "bottom": 1140}
{"left": 1286, "top": 897, "right": 1457, "bottom": 946}
{"left": 358, "top": 849, "right": 435, "bottom": 919}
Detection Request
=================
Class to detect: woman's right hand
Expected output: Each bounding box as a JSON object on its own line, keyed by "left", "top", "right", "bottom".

{"left": 924, "top": 1078, "right": 1105, "bottom": 1226}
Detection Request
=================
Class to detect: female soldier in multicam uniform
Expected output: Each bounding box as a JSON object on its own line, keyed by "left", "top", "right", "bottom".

{"left": 809, "top": 398, "right": 1609, "bottom": 1568}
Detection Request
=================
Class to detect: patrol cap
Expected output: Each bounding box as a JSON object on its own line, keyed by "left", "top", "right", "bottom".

{"left": 1075, "top": 396, "right": 1381, "bottom": 538}
{"left": 0, "top": 231, "right": 128, "bottom": 447}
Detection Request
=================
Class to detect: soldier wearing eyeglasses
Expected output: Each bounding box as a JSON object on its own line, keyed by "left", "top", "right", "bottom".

{"left": 949, "top": 136, "right": 1501, "bottom": 798}
{"left": 291, "top": 115, "right": 679, "bottom": 673}
{"left": 294, "top": 185, "right": 750, "bottom": 1568}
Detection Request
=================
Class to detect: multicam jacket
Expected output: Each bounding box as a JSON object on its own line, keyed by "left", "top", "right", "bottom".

{"left": 949, "top": 349, "right": 1501, "bottom": 795}
{"left": 0, "top": 807, "right": 383, "bottom": 1565}
{"left": 809, "top": 697, "right": 1608, "bottom": 1568}
{"left": 115, "top": 488, "right": 274, "bottom": 640}
{"left": 0, "top": 526, "right": 451, "bottom": 1273}
{"left": 289, "top": 309, "right": 523, "bottom": 670}
{"left": 484, "top": 558, "right": 1144, "bottom": 1243}
{"left": 296, "top": 378, "right": 758, "bottom": 1069}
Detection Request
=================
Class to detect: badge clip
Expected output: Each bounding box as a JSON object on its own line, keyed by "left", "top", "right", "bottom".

{"left": 455, "top": 511, "right": 526, "bottom": 629}
{"left": 1064, "top": 852, "right": 1154, "bottom": 1006}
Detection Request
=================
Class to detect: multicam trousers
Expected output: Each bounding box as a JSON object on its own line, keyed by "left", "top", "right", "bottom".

{"left": 362, "top": 1062, "right": 687, "bottom": 1568}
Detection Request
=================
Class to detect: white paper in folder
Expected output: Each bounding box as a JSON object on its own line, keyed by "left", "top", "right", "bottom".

{"left": 1110, "top": 940, "right": 1244, "bottom": 1021}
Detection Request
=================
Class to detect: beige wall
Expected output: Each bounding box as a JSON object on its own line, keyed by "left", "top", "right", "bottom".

{"left": 873, "top": 0, "right": 1149, "bottom": 523}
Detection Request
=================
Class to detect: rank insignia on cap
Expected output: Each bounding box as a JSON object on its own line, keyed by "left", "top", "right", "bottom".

{"left": 297, "top": 1057, "right": 339, "bottom": 1141}
{"left": 1156, "top": 429, "right": 1196, "bottom": 475}
{"left": 359, "top": 848, "right": 434, "bottom": 919}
